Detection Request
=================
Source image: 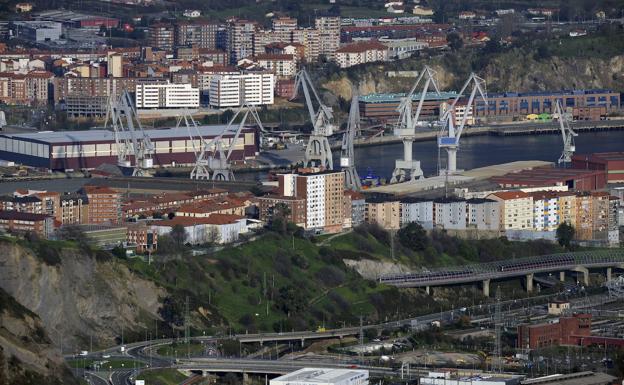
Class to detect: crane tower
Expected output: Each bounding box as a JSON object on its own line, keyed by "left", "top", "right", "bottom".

{"left": 437, "top": 73, "right": 487, "bottom": 175}
{"left": 341, "top": 86, "right": 362, "bottom": 191}
{"left": 391, "top": 65, "right": 441, "bottom": 183}
{"left": 292, "top": 69, "right": 335, "bottom": 170}
{"left": 554, "top": 99, "right": 577, "bottom": 166}
{"left": 106, "top": 90, "right": 155, "bottom": 176}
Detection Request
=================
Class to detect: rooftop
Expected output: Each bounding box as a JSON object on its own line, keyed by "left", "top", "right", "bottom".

{"left": 272, "top": 368, "right": 368, "bottom": 384}
{"left": 1, "top": 125, "right": 254, "bottom": 144}
{"left": 359, "top": 91, "right": 458, "bottom": 103}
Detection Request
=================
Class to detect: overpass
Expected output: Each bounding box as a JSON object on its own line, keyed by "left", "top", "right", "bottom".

{"left": 379, "top": 250, "right": 624, "bottom": 296}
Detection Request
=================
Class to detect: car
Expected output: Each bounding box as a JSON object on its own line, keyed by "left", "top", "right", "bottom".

{"left": 102, "top": 354, "right": 110, "bottom": 359}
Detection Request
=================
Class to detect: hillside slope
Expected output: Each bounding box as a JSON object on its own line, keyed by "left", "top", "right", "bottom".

{"left": 0, "top": 288, "right": 78, "bottom": 385}
{"left": 0, "top": 238, "right": 165, "bottom": 351}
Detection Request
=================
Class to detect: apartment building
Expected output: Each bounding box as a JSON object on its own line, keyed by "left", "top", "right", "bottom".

{"left": 400, "top": 198, "right": 433, "bottom": 229}
{"left": 433, "top": 198, "right": 467, "bottom": 230}
{"left": 53, "top": 77, "right": 169, "bottom": 104}
{"left": 335, "top": 41, "right": 389, "bottom": 68}
{"left": 81, "top": 185, "right": 121, "bottom": 225}
{"left": 127, "top": 223, "right": 158, "bottom": 253}
{"left": 148, "top": 23, "right": 175, "bottom": 51}
{"left": 0, "top": 211, "right": 53, "bottom": 238}
{"left": 487, "top": 191, "right": 533, "bottom": 230}
{"left": 248, "top": 54, "right": 297, "bottom": 78}
{"left": 0, "top": 70, "right": 54, "bottom": 106}
{"left": 366, "top": 197, "right": 400, "bottom": 230}
{"left": 608, "top": 196, "right": 620, "bottom": 245}
{"left": 257, "top": 195, "right": 307, "bottom": 228}
{"left": 227, "top": 19, "right": 256, "bottom": 64}
{"left": 315, "top": 16, "right": 341, "bottom": 59}
{"left": 60, "top": 193, "right": 89, "bottom": 225}
{"left": 293, "top": 171, "right": 345, "bottom": 233}
{"left": 135, "top": 83, "right": 200, "bottom": 109}
{"left": 466, "top": 198, "right": 500, "bottom": 231}
{"left": 175, "top": 21, "right": 218, "bottom": 49}
{"left": 292, "top": 28, "right": 320, "bottom": 62}
{"left": 344, "top": 190, "right": 366, "bottom": 228}
{"left": 209, "top": 72, "right": 274, "bottom": 107}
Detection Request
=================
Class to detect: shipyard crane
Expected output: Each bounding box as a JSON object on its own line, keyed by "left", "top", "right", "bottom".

{"left": 390, "top": 65, "right": 441, "bottom": 183}
{"left": 341, "top": 86, "right": 362, "bottom": 191}
{"left": 554, "top": 99, "right": 577, "bottom": 166}
{"left": 176, "top": 110, "right": 210, "bottom": 180}
{"left": 209, "top": 103, "right": 264, "bottom": 181}
{"left": 106, "top": 90, "right": 155, "bottom": 176}
{"left": 291, "top": 69, "right": 335, "bottom": 170}
{"left": 437, "top": 73, "right": 487, "bottom": 175}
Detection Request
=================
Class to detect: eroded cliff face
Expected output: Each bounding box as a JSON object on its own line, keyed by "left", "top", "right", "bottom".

{"left": 322, "top": 55, "right": 624, "bottom": 100}
{"left": 0, "top": 287, "right": 78, "bottom": 385}
{"left": 0, "top": 240, "right": 165, "bottom": 351}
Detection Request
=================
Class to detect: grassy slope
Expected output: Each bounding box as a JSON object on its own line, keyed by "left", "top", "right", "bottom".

{"left": 136, "top": 369, "right": 188, "bottom": 385}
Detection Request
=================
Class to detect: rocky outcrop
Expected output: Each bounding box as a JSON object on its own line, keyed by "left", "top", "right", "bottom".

{"left": 0, "top": 288, "right": 78, "bottom": 385}
{"left": 0, "top": 240, "right": 165, "bottom": 351}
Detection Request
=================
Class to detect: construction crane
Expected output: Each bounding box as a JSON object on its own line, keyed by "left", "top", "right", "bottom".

{"left": 106, "top": 90, "right": 154, "bottom": 176}
{"left": 391, "top": 65, "right": 441, "bottom": 183}
{"left": 437, "top": 73, "right": 487, "bottom": 175}
{"left": 292, "top": 69, "right": 335, "bottom": 170}
{"left": 341, "top": 86, "right": 362, "bottom": 191}
{"left": 554, "top": 99, "right": 577, "bottom": 166}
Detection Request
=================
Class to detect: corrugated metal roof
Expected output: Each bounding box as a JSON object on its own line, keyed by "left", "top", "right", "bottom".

{"left": 1, "top": 125, "right": 253, "bottom": 144}
{"left": 359, "top": 91, "right": 458, "bottom": 103}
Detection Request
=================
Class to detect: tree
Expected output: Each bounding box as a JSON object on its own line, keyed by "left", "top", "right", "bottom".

{"left": 556, "top": 222, "right": 575, "bottom": 249}
{"left": 446, "top": 32, "right": 463, "bottom": 51}
{"left": 397, "top": 222, "right": 429, "bottom": 251}
{"left": 170, "top": 224, "right": 187, "bottom": 248}
{"left": 58, "top": 225, "right": 90, "bottom": 251}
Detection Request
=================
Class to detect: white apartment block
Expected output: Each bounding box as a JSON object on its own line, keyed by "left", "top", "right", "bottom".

{"left": 441, "top": 102, "right": 475, "bottom": 126}
{"left": 135, "top": 83, "right": 199, "bottom": 109}
{"left": 253, "top": 54, "right": 297, "bottom": 78}
{"left": 400, "top": 199, "right": 433, "bottom": 229}
{"left": 209, "top": 73, "right": 274, "bottom": 108}
{"left": 335, "top": 41, "right": 389, "bottom": 68}
{"left": 315, "top": 16, "right": 341, "bottom": 58}
{"left": 433, "top": 199, "right": 467, "bottom": 230}
{"left": 467, "top": 198, "right": 500, "bottom": 231}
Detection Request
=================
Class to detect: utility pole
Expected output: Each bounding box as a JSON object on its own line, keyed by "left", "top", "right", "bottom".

{"left": 359, "top": 315, "right": 364, "bottom": 364}
{"left": 494, "top": 286, "right": 502, "bottom": 373}
{"left": 185, "top": 296, "right": 190, "bottom": 358}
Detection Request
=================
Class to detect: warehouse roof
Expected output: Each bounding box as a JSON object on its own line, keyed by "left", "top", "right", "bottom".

{"left": 0, "top": 125, "right": 254, "bottom": 144}
{"left": 359, "top": 91, "right": 458, "bottom": 103}
{"left": 271, "top": 368, "right": 368, "bottom": 384}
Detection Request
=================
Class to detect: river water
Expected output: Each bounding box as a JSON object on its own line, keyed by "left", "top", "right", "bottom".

{"left": 348, "top": 130, "right": 624, "bottom": 180}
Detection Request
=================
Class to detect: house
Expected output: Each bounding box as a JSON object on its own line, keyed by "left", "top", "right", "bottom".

{"left": 150, "top": 214, "right": 248, "bottom": 244}
{"left": 335, "top": 40, "right": 388, "bottom": 68}
{"left": 15, "top": 3, "right": 33, "bottom": 12}
{"left": 183, "top": 9, "right": 201, "bottom": 18}
{"left": 412, "top": 6, "right": 434, "bottom": 16}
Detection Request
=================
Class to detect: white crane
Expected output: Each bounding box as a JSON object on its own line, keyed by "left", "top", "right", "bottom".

{"left": 106, "top": 90, "right": 154, "bottom": 176}
{"left": 391, "top": 65, "right": 441, "bottom": 183}
{"left": 554, "top": 99, "right": 577, "bottom": 166}
{"left": 176, "top": 110, "right": 210, "bottom": 180}
{"left": 292, "top": 69, "right": 335, "bottom": 170}
{"left": 209, "top": 103, "right": 264, "bottom": 181}
{"left": 437, "top": 73, "right": 487, "bottom": 175}
{"left": 341, "top": 86, "right": 362, "bottom": 191}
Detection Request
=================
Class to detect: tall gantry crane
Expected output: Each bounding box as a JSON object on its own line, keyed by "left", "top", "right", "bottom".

{"left": 391, "top": 65, "right": 441, "bottom": 183}
{"left": 176, "top": 110, "right": 211, "bottom": 180}
{"left": 106, "top": 90, "right": 155, "bottom": 176}
{"left": 437, "top": 73, "right": 487, "bottom": 175}
{"left": 292, "top": 69, "right": 335, "bottom": 170}
{"left": 341, "top": 86, "right": 362, "bottom": 191}
{"left": 554, "top": 99, "right": 577, "bottom": 166}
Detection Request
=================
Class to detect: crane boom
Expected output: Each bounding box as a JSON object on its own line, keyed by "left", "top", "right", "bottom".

{"left": 341, "top": 86, "right": 362, "bottom": 191}
{"left": 292, "top": 69, "right": 334, "bottom": 169}
{"left": 555, "top": 99, "right": 578, "bottom": 166}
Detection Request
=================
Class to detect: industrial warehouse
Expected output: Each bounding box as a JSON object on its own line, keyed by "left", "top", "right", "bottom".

{"left": 0, "top": 126, "right": 258, "bottom": 171}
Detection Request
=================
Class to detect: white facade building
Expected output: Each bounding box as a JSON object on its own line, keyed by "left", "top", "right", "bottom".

{"left": 271, "top": 368, "right": 369, "bottom": 385}
{"left": 209, "top": 73, "right": 274, "bottom": 108}
{"left": 434, "top": 199, "right": 467, "bottom": 230}
{"left": 467, "top": 198, "right": 500, "bottom": 231}
{"left": 135, "top": 83, "right": 199, "bottom": 109}
{"left": 381, "top": 37, "right": 428, "bottom": 59}
{"left": 401, "top": 199, "right": 433, "bottom": 229}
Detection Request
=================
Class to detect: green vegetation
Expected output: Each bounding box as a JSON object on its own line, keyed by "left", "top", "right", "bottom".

{"left": 156, "top": 341, "right": 206, "bottom": 357}
{"left": 546, "top": 24, "right": 624, "bottom": 59}
{"left": 136, "top": 369, "right": 188, "bottom": 385}
{"left": 556, "top": 223, "right": 575, "bottom": 249}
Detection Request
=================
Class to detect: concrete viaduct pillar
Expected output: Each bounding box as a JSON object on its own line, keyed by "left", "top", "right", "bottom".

{"left": 526, "top": 273, "right": 534, "bottom": 293}
{"left": 425, "top": 286, "right": 431, "bottom": 295}
{"left": 607, "top": 267, "right": 612, "bottom": 282}
{"left": 573, "top": 266, "right": 589, "bottom": 286}
{"left": 560, "top": 271, "right": 565, "bottom": 282}
{"left": 482, "top": 279, "right": 490, "bottom": 297}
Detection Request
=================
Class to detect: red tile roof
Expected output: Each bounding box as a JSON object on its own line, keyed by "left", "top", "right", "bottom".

{"left": 336, "top": 40, "right": 387, "bottom": 53}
